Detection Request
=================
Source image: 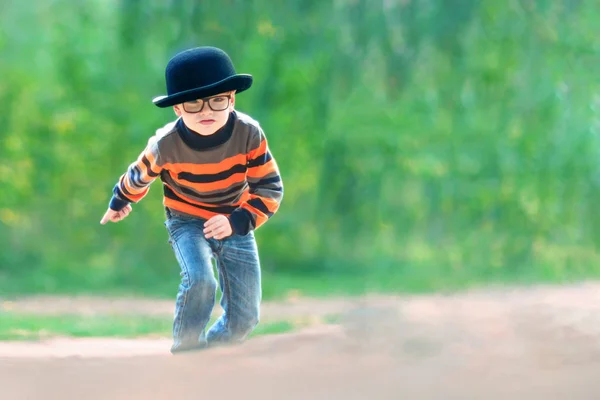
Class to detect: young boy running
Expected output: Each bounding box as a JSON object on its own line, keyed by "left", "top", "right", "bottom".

{"left": 100, "top": 46, "right": 284, "bottom": 353}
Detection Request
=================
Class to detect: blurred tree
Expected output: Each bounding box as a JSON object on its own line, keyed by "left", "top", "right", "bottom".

{"left": 1, "top": 0, "right": 600, "bottom": 296}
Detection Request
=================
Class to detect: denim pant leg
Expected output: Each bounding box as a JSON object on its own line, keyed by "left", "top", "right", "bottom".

{"left": 164, "top": 216, "right": 218, "bottom": 353}
{"left": 206, "top": 231, "right": 262, "bottom": 346}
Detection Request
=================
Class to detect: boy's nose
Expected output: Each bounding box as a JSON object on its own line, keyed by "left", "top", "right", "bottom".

{"left": 197, "top": 106, "right": 212, "bottom": 116}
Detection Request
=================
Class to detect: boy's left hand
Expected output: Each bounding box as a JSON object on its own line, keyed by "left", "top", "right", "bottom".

{"left": 204, "top": 215, "right": 233, "bottom": 240}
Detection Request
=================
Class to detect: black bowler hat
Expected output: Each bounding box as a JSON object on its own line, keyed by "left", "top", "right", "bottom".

{"left": 152, "top": 46, "right": 253, "bottom": 108}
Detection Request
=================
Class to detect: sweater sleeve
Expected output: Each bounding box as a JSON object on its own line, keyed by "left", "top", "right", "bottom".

{"left": 228, "top": 127, "right": 283, "bottom": 235}
{"left": 108, "top": 138, "right": 164, "bottom": 211}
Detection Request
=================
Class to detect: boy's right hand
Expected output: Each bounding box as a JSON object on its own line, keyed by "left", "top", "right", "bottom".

{"left": 100, "top": 204, "right": 133, "bottom": 225}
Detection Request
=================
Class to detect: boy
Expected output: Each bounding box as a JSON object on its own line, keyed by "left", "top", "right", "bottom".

{"left": 99, "top": 46, "right": 283, "bottom": 353}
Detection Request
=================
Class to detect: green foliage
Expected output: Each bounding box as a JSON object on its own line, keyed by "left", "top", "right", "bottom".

{"left": 1, "top": 0, "right": 600, "bottom": 296}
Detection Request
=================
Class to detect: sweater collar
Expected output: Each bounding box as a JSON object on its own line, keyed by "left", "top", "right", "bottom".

{"left": 176, "top": 111, "right": 236, "bottom": 150}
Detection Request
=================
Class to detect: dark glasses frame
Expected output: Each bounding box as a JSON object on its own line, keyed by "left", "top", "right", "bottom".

{"left": 182, "top": 94, "right": 232, "bottom": 113}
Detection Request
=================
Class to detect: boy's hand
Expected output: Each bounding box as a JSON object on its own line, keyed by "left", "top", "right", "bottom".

{"left": 100, "top": 204, "right": 133, "bottom": 225}
{"left": 204, "top": 215, "right": 232, "bottom": 240}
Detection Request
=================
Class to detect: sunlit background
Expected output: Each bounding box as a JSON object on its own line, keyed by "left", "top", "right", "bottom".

{"left": 2, "top": 0, "right": 600, "bottom": 301}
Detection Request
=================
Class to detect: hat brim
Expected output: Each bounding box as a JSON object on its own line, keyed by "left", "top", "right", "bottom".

{"left": 152, "top": 74, "right": 253, "bottom": 108}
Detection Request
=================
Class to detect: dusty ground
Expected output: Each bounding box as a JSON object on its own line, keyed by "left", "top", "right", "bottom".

{"left": 3, "top": 282, "right": 600, "bottom": 399}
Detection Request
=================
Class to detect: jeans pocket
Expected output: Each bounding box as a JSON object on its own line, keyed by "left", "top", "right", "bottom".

{"left": 227, "top": 231, "right": 257, "bottom": 253}
{"left": 165, "top": 215, "right": 203, "bottom": 243}
{"left": 166, "top": 215, "right": 193, "bottom": 228}
{"left": 164, "top": 217, "right": 187, "bottom": 242}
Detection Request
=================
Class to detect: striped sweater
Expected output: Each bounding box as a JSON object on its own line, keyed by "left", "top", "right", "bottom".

{"left": 108, "top": 111, "right": 283, "bottom": 235}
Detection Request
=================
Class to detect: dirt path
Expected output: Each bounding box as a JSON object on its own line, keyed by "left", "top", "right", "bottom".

{"left": 6, "top": 281, "right": 600, "bottom": 321}
{"left": 0, "top": 292, "right": 358, "bottom": 321}
{"left": 3, "top": 282, "right": 600, "bottom": 399}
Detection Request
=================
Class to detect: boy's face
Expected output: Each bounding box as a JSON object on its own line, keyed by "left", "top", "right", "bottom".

{"left": 173, "top": 91, "right": 235, "bottom": 136}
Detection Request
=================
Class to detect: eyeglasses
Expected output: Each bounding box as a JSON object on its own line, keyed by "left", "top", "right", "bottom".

{"left": 182, "top": 94, "right": 231, "bottom": 113}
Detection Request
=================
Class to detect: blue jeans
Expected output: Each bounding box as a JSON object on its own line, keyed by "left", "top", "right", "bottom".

{"left": 164, "top": 211, "right": 262, "bottom": 353}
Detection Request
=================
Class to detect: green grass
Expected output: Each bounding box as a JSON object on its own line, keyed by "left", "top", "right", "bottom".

{"left": 249, "top": 320, "right": 294, "bottom": 338}
{"left": 0, "top": 312, "right": 335, "bottom": 341}
{"left": 0, "top": 270, "right": 508, "bottom": 301}
{"left": 4, "top": 267, "right": 598, "bottom": 303}
{"left": 0, "top": 261, "right": 504, "bottom": 300}
{"left": 0, "top": 313, "right": 173, "bottom": 341}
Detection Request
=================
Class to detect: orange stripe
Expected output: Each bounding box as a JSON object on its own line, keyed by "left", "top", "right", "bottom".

{"left": 163, "top": 198, "right": 220, "bottom": 220}
{"left": 137, "top": 160, "right": 156, "bottom": 183}
{"left": 122, "top": 162, "right": 153, "bottom": 195}
{"left": 163, "top": 153, "right": 247, "bottom": 175}
{"left": 243, "top": 203, "right": 268, "bottom": 227}
{"left": 144, "top": 150, "right": 161, "bottom": 175}
{"left": 250, "top": 195, "right": 279, "bottom": 213}
{"left": 164, "top": 183, "right": 246, "bottom": 208}
{"left": 122, "top": 174, "right": 142, "bottom": 196}
{"left": 247, "top": 159, "right": 277, "bottom": 179}
{"left": 249, "top": 140, "right": 267, "bottom": 159}
{"left": 170, "top": 172, "right": 247, "bottom": 192}
{"left": 120, "top": 175, "right": 147, "bottom": 201}
{"left": 243, "top": 203, "right": 266, "bottom": 218}
{"left": 237, "top": 189, "right": 251, "bottom": 204}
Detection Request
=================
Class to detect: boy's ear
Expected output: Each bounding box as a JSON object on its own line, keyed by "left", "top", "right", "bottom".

{"left": 173, "top": 105, "right": 182, "bottom": 117}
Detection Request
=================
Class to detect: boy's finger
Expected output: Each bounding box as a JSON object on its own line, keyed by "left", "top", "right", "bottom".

{"left": 113, "top": 211, "right": 126, "bottom": 220}
{"left": 204, "top": 225, "right": 217, "bottom": 236}
{"left": 212, "top": 226, "right": 226, "bottom": 235}
{"left": 204, "top": 216, "right": 218, "bottom": 226}
{"left": 205, "top": 224, "right": 226, "bottom": 238}
{"left": 204, "top": 220, "right": 224, "bottom": 234}
{"left": 100, "top": 211, "right": 112, "bottom": 224}
{"left": 213, "top": 227, "right": 231, "bottom": 240}
{"left": 204, "top": 219, "right": 219, "bottom": 230}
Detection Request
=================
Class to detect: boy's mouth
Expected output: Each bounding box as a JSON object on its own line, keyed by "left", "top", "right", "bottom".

{"left": 199, "top": 119, "right": 215, "bottom": 125}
